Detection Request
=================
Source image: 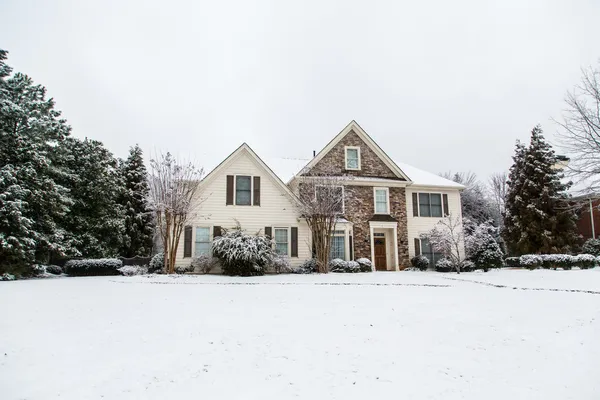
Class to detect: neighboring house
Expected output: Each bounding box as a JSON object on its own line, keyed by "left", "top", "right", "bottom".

{"left": 289, "top": 121, "right": 465, "bottom": 270}
{"left": 572, "top": 193, "right": 600, "bottom": 241}
{"left": 174, "top": 143, "right": 311, "bottom": 268}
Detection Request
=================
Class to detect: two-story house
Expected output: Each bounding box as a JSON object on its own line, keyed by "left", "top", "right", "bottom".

{"left": 174, "top": 121, "right": 465, "bottom": 271}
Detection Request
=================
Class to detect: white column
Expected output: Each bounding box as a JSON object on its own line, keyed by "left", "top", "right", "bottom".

{"left": 369, "top": 224, "right": 375, "bottom": 271}
{"left": 393, "top": 225, "right": 399, "bottom": 271}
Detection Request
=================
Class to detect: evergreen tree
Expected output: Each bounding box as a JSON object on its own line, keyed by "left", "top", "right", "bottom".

{"left": 119, "top": 145, "right": 154, "bottom": 257}
{"left": 503, "top": 125, "right": 579, "bottom": 255}
{"left": 0, "top": 49, "right": 73, "bottom": 273}
{"left": 59, "top": 137, "right": 126, "bottom": 258}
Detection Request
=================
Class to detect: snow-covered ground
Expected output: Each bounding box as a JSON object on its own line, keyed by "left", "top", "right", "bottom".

{"left": 1, "top": 270, "right": 599, "bottom": 399}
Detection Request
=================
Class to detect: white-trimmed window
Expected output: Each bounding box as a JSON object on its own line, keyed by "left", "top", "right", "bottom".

{"left": 274, "top": 228, "right": 289, "bottom": 256}
{"left": 345, "top": 146, "right": 361, "bottom": 170}
{"left": 195, "top": 227, "right": 211, "bottom": 256}
{"left": 374, "top": 187, "right": 390, "bottom": 214}
{"left": 330, "top": 230, "right": 346, "bottom": 260}
{"left": 419, "top": 238, "right": 444, "bottom": 268}
{"left": 315, "top": 185, "right": 344, "bottom": 213}
{"left": 235, "top": 175, "right": 252, "bottom": 205}
{"left": 418, "top": 193, "right": 443, "bottom": 217}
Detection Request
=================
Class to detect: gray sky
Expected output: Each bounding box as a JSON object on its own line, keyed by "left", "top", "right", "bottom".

{"left": 2, "top": 0, "right": 599, "bottom": 181}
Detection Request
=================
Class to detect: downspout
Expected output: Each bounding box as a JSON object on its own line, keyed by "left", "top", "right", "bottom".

{"left": 590, "top": 198, "right": 596, "bottom": 239}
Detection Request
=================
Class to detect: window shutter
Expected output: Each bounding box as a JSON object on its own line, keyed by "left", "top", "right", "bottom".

{"left": 213, "top": 226, "right": 222, "bottom": 238}
{"left": 442, "top": 194, "right": 449, "bottom": 216}
{"left": 349, "top": 235, "right": 353, "bottom": 261}
{"left": 253, "top": 176, "right": 261, "bottom": 206}
{"left": 291, "top": 227, "right": 298, "bottom": 257}
{"left": 414, "top": 238, "right": 421, "bottom": 256}
{"left": 412, "top": 193, "right": 419, "bottom": 217}
{"left": 183, "top": 226, "right": 192, "bottom": 258}
{"left": 264, "top": 226, "right": 272, "bottom": 239}
{"left": 226, "top": 175, "right": 234, "bottom": 205}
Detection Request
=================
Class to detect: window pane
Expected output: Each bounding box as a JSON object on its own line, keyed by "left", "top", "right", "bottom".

{"left": 419, "top": 193, "right": 431, "bottom": 217}
{"left": 430, "top": 194, "right": 442, "bottom": 217}
{"left": 196, "top": 227, "right": 210, "bottom": 242}
{"left": 330, "top": 236, "right": 345, "bottom": 260}
{"left": 346, "top": 149, "right": 359, "bottom": 169}
{"left": 195, "top": 242, "right": 211, "bottom": 256}
{"left": 375, "top": 189, "right": 388, "bottom": 213}
{"left": 235, "top": 176, "right": 251, "bottom": 205}
{"left": 275, "top": 228, "right": 288, "bottom": 255}
{"left": 194, "top": 227, "right": 211, "bottom": 256}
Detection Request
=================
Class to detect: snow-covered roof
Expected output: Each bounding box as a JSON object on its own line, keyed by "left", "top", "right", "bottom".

{"left": 394, "top": 162, "right": 465, "bottom": 189}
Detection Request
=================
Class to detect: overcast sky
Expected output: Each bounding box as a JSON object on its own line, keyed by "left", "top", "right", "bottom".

{"left": 1, "top": 0, "right": 599, "bottom": 180}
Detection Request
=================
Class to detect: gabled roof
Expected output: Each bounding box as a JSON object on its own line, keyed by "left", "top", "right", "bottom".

{"left": 297, "top": 120, "right": 412, "bottom": 182}
{"left": 201, "top": 143, "right": 300, "bottom": 202}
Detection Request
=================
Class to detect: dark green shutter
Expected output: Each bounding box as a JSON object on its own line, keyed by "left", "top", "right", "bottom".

{"left": 183, "top": 226, "right": 192, "bottom": 258}
{"left": 253, "top": 176, "right": 261, "bottom": 206}
{"left": 291, "top": 227, "right": 298, "bottom": 257}
{"left": 213, "top": 226, "right": 222, "bottom": 238}
{"left": 349, "top": 235, "right": 353, "bottom": 261}
{"left": 226, "top": 175, "right": 234, "bottom": 205}
{"left": 264, "top": 226, "right": 272, "bottom": 239}
{"left": 414, "top": 238, "right": 421, "bottom": 256}
{"left": 412, "top": 193, "right": 419, "bottom": 216}
{"left": 442, "top": 194, "right": 449, "bottom": 216}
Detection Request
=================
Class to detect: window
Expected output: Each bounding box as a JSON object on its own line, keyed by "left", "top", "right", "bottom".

{"left": 420, "top": 238, "right": 444, "bottom": 268}
{"left": 274, "top": 228, "right": 289, "bottom": 256}
{"left": 374, "top": 188, "right": 389, "bottom": 214}
{"left": 195, "top": 227, "right": 211, "bottom": 256}
{"left": 236, "top": 176, "right": 251, "bottom": 205}
{"left": 418, "top": 193, "right": 442, "bottom": 217}
{"left": 315, "top": 185, "right": 344, "bottom": 213}
{"left": 345, "top": 147, "right": 360, "bottom": 170}
{"left": 330, "top": 230, "right": 345, "bottom": 260}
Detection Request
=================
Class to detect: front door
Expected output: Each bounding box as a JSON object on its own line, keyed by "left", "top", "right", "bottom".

{"left": 374, "top": 238, "right": 387, "bottom": 271}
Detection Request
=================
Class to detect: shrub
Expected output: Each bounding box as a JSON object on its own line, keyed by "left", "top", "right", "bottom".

{"left": 64, "top": 259, "right": 123, "bottom": 276}
{"left": 118, "top": 265, "right": 148, "bottom": 276}
{"left": 540, "top": 254, "right": 575, "bottom": 270}
{"left": 45, "top": 265, "right": 63, "bottom": 275}
{"left": 519, "top": 254, "right": 542, "bottom": 270}
{"left": 582, "top": 238, "right": 600, "bottom": 257}
{"left": 574, "top": 254, "right": 597, "bottom": 270}
{"left": 174, "top": 264, "right": 195, "bottom": 274}
{"left": 470, "top": 238, "right": 503, "bottom": 272}
{"left": 190, "top": 254, "right": 220, "bottom": 274}
{"left": 346, "top": 261, "right": 361, "bottom": 273}
{"left": 356, "top": 258, "right": 373, "bottom": 272}
{"left": 148, "top": 253, "right": 165, "bottom": 273}
{"left": 461, "top": 260, "right": 475, "bottom": 272}
{"left": 270, "top": 255, "right": 292, "bottom": 274}
{"left": 410, "top": 255, "right": 430, "bottom": 271}
{"left": 212, "top": 229, "right": 274, "bottom": 276}
{"left": 291, "top": 258, "right": 317, "bottom": 274}
{"left": 329, "top": 258, "right": 348, "bottom": 272}
{"left": 504, "top": 257, "right": 521, "bottom": 268}
{"left": 1, "top": 273, "right": 15, "bottom": 281}
{"left": 435, "top": 258, "right": 454, "bottom": 272}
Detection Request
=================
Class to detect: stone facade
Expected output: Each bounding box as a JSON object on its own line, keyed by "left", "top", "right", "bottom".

{"left": 309, "top": 130, "right": 404, "bottom": 180}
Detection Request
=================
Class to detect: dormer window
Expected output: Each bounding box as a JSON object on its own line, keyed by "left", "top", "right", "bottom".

{"left": 345, "top": 146, "right": 361, "bottom": 170}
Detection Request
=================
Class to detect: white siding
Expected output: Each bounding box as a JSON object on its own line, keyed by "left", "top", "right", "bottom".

{"left": 405, "top": 187, "right": 465, "bottom": 259}
{"left": 175, "top": 149, "right": 311, "bottom": 267}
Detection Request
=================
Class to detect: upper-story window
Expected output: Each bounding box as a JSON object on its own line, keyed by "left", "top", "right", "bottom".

{"left": 374, "top": 188, "right": 389, "bottom": 214}
{"left": 236, "top": 176, "right": 252, "bottom": 205}
{"left": 345, "top": 146, "right": 361, "bottom": 170}
{"left": 418, "top": 193, "right": 443, "bottom": 217}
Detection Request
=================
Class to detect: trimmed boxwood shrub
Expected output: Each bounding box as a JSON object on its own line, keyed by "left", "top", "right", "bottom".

{"left": 582, "top": 238, "right": 600, "bottom": 257}
{"left": 64, "top": 259, "right": 122, "bottom": 276}
{"left": 356, "top": 258, "right": 373, "bottom": 272}
{"left": 504, "top": 257, "right": 521, "bottom": 268}
{"left": 411, "top": 255, "right": 430, "bottom": 271}
{"left": 519, "top": 255, "right": 543, "bottom": 270}
{"left": 118, "top": 265, "right": 148, "bottom": 276}
{"left": 435, "top": 258, "right": 454, "bottom": 272}
{"left": 574, "top": 254, "right": 597, "bottom": 269}
{"left": 148, "top": 253, "right": 165, "bottom": 273}
{"left": 540, "top": 254, "right": 575, "bottom": 270}
{"left": 45, "top": 265, "right": 63, "bottom": 275}
{"left": 461, "top": 260, "right": 475, "bottom": 272}
{"left": 292, "top": 258, "right": 317, "bottom": 274}
{"left": 329, "top": 259, "right": 362, "bottom": 273}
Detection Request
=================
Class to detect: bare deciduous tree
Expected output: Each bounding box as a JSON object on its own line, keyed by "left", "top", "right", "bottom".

{"left": 440, "top": 171, "right": 494, "bottom": 225}
{"left": 488, "top": 171, "right": 508, "bottom": 226}
{"left": 148, "top": 152, "right": 203, "bottom": 274}
{"left": 555, "top": 62, "right": 600, "bottom": 193}
{"left": 423, "top": 213, "right": 464, "bottom": 273}
{"left": 295, "top": 169, "right": 345, "bottom": 273}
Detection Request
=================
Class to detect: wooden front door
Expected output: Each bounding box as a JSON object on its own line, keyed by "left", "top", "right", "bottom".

{"left": 374, "top": 238, "right": 387, "bottom": 271}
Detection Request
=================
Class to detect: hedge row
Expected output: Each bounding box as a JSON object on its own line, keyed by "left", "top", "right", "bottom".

{"left": 505, "top": 254, "right": 600, "bottom": 270}
{"left": 64, "top": 259, "right": 123, "bottom": 276}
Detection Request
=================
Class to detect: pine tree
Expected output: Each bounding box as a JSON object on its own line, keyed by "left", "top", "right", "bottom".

{"left": 119, "top": 145, "right": 154, "bottom": 257}
{"left": 59, "top": 137, "right": 126, "bottom": 258}
{"left": 0, "top": 49, "right": 73, "bottom": 273}
{"left": 503, "top": 125, "right": 579, "bottom": 255}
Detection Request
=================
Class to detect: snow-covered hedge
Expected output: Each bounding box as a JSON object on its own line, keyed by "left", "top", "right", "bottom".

{"left": 190, "top": 254, "right": 220, "bottom": 274}
{"left": 64, "top": 258, "right": 123, "bottom": 276}
{"left": 291, "top": 259, "right": 317, "bottom": 274}
{"left": 410, "top": 255, "right": 429, "bottom": 271}
{"left": 356, "top": 258, "right": 373, "bottom": 272}
{"left": 540, "top": 254, "right": 574, "bottom": 270}
{"left": 329, "top": 259, "right": 362, "bottom": 273}
{"left": 461, "top": 260, "right": 475, "bottom": 272}
{"left": 435, "top": 258, "right": 454, "bottom": 272}
{"left": 1, "top": 273, "right": 15, "bottom": 281}
{"left": 212, "top": 229, "right": 274, "bottom": 276}
{"left": 574, "top": 254, "right": 597, "bottom": 269}
{"left": 504, "top": 257, "right": 520, "bottom": 268}
{"left": 45, "top": 265, "right": 63, "bottom": 275}
{"left": 582, "top": 238, "right": 600, "bottom": 257}
{"left": 148, "top": 253, "right": 164, "bottom": 273}
{"left": 174, "top": 264, "right": 194, "bottom": 274}
{"left": 118, "top": 265, "right": 148, "bottom": 276}
{"left": 270, "top": 256, "right": 292, "bottom": 274}
{"left": 519, "top": 254, "right": 543, "bottom": 270}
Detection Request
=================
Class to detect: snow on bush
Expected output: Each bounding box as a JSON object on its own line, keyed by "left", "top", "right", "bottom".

{"left": 212, "top": 229, "right": 274, "bottom": 276}
{"left": 465, "top": 221, "right": 503, "bottom": 272}
{"left": 346, "top": 261, "right": 361, "bottom": 273}
{"left": 64, "top": 259, "right": 123, "bottom": 276}
{"left": 519, "top": 255, "right": 543, "bottom": 270}
{"left": 44, "top": 265, "right": 63, "bottom": 275}
{"left": 461, "top": 260, "right": 475, "bottom": 272}
{"left": 1, "top": 273, "right": 15, "bottom": 281}
{"left": 190, "top": 254, "right": 220, "bottom": 274}
{"left": 329, "top": 259, "right": 362, "bottom": 273}
{"left": 582, "top": 238, "right": 600, "bottom": 257}
{"left": 356, "top": 258, "right": 373, "bottom": 272}
{"left": 291, "top": 259, "right": 317, "bottom": 274}
{"left": 118, "top": 265, "right": 148, "bottom": 276}
{"left": 174, "top": 264, "right": 194, "bottom": 274}
{"left": 540, "top": 254, "right": 575, "bottom": 270}
{"left": 148, "top": 253, "right": 164, "bottom": 273}
{"left": 504, "top": 257, "right": 520, "bottom": 268}
{"left": 270, "top": 255, "right": 292, "bottom": 274}
{"left": 574, "top": 254, "right": 597, "bottom": 269}
{"left": 410, "top": 255, "right": 429, "bottom": 271}
{"left": 435, "top": 258, "right": 454, "bottom": 272}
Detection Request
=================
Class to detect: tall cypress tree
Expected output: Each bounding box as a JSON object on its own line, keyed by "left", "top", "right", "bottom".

{"left": 120, "top": 145, "right": 154, "bottom": 257}
{"left": 503, "top": 125, "right": 578, "bottom": 255}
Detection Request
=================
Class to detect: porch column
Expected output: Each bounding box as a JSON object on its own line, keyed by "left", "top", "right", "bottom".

{"left": 369, "top": 225, "right": 375, "bottom": 271}
{"left": 393, "top": 225, "right": 399, "bottom": 271}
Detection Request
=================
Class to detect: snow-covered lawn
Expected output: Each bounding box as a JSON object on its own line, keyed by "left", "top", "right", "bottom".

{"left": 2, "top": 270, "right": 599, "bottom": 399}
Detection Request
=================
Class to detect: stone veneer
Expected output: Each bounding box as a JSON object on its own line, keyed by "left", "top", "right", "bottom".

{"left": 308, "top": 130, "right": 404, "bottom": 180}
{"left": 344, "top": 186, "right": 410, "bottom": 268}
